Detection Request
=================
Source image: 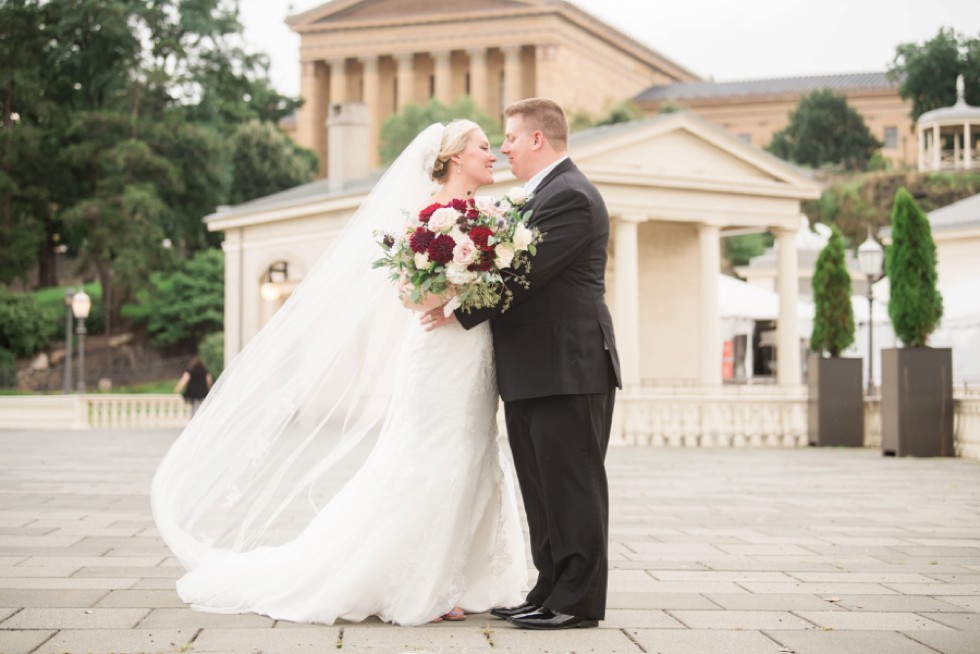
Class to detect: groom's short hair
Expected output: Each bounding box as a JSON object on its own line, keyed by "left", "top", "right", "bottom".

{"left": 505, "top": 98, "right": 568, "bottom": 152}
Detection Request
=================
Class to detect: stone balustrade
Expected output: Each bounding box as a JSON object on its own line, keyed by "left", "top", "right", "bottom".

{"left": 2, "top": 390, "right": 979, "bottom": 462}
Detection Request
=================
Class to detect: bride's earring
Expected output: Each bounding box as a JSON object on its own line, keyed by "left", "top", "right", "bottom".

{"left": 456, "top": 163, "right": 462, "bottom": 174}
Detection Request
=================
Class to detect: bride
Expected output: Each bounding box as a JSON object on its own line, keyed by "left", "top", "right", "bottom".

{"left": 151, "top": 120, "right": 527, "bottom": 626}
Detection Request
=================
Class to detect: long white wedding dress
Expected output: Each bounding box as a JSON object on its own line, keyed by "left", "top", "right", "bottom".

{"left": 152, "top": 124, "right": 526, "bottom": 626}
{"left": 174, "top": 318, "right": 527, "bottom": 625}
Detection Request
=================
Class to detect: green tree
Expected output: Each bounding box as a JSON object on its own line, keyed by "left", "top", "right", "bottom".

{"left": 889, "top": 28, "right": 980, "bottom": 121}
{"left": 886, "top": 188, "right": 943, "bottom": 347}
{"left": 379, "top": 97, "right": 502, "bottom": 165}
{"left": 123, "top": 249, "right": 224, "bottom": 348}
{"left": 0, "top": 0, "right": 305, "bottom": 308}
{"left": 726, "top": 233, "right": 773, "bottom": 268}
{"left": 229, "top": 121, "right": 318, "bottom": 204}
{"left": 767, "top": 89, "right": 882, "bottom": 170}
{"left": 0, "top": 0, "right": 65, "bottom": 286}
{"left": 810, "top": 227, "right": 855, "bottom": 357}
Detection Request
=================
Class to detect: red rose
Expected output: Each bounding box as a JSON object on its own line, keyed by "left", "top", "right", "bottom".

{"left": 468, "top": 226, "right": 495, "bottom": 252}
{"left": 409, "top": 227, "right": 434, "bottom": 254}
{"left": 477, "top": 255, "right": 494, "bottom": 271}
{"left": 427, "top": 233, "right": 456, "bottom": 264}
{"left": 418, "top": 202, "right": 444, "bottom": 223}
{"left": 451, "top": 198, "right": 468, "bottom": 212}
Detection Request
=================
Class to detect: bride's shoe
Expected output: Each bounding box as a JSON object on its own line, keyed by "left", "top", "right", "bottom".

{"left": 442, "top": 606, "right": 466, "bottom": 621}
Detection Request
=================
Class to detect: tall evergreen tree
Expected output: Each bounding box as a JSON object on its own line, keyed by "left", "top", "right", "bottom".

{"left": 810, "top": 226, "right": 855, "bottom": 357}
{"left": 886, "top": 188, "right": 943, "bottom": 348}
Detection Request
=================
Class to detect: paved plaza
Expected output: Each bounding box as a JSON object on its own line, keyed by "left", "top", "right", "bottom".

{"left": 0, "top": 429, "right": 978, "bottom": 654}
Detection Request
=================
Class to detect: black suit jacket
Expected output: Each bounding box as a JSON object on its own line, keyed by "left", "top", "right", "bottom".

{"left": 457, "top": 159, "right": 622, "bottom": 401}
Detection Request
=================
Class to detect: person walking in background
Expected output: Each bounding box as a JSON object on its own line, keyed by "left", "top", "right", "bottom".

{"left": 174, "top": 357, "right": 211, "bottom": 416}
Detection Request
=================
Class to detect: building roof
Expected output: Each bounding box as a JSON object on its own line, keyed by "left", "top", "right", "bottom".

{"left": 925, "top": 192, "right": 980, "bottom": 232}
{"left": 636, "top": 71, "right": 897, "bottom": 103}
{"left": 918, "top": 76, "right": 980, "bottom": 124}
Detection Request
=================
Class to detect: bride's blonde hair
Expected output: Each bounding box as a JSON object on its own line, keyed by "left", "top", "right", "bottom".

{"left": 430, "top": 119, "right": 481, "bottom": 182}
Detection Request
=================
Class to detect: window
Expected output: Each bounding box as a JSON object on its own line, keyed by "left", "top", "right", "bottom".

{"left": 883, "top": 127, "right": 898, "bottom": 149}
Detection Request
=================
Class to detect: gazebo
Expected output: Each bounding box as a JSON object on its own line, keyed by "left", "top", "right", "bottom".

{"left": 918, "top": 75, "right": 980, "bottom": 172}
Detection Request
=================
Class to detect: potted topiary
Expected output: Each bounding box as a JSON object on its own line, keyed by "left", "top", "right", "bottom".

{"left": 881, "top": 188, "right": 952, "bottom": 457}
{"left": 807, "top": 226, "right": 863, "bottom": 447}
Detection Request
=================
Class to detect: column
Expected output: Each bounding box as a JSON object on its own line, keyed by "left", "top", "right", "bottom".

{"left": 965, "top": 122, "right": 972, "bottom": 170}
{"left": 502, "top": 45, "right": 523, "bottom": 108}
{"left": 917, "top": 125, "right": 926, "bottom": 172}
{"left": 698, "top": 223, "right": 722, "bottom": 386}
{"left": 394, "top": 52, "right": 415, "bottom": 111}
{"left": 361, "top": 55, "right": 380, "bottom": 169}
{"left": 775, "top": 225, "right": 801, "bottom": 387}
{"left": 933, "top": 124, "right": 941, "bottom": 170}
{"left": 432, "top": 50, "right": 452, "bottom": 106}
{"left": 467, "top": 48, "right": 488, "bottom": 111}
{"left": 328, "top": 57, "right": 347, "bottom": 105}
{"left": 614, "top": 215, "right": 642, "bottom": 389}
{"left": 297, "top": 61, "right": 327, "bottom": 175}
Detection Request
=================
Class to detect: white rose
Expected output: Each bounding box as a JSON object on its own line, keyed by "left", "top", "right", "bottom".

{"left": 428, "top": 207, "right": 458, "bottom": 233}
{"left": 507, "top": 186, "right": 528, "bottom": 206}
{"left": 414, "top": 252, "right": 431, "bottom": 269}
{"left": 446, "top": 263, "right": 478, "bottom": 285}
{"left": 494, "top": 242, "right": 515, "bottom": 269}
{"left": 512, "top": 222, "right": 534, "bottom": 252}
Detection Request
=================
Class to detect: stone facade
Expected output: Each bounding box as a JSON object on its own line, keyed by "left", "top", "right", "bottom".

{"left": 286, "top": 0, "right": 698, "bottom": 176}
{"left": 635, "top": 73, "right": 916, "bottom": 167}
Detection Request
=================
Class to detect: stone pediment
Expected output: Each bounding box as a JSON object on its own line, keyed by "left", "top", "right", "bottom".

{"left": 289, "top": 0, "right": 535, "bottom": 28}
{"left": 573, "top": 112, "right": 819, "bottom": 196}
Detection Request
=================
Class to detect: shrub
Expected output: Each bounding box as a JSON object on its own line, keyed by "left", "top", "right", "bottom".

{"left": 0, "top": 286, "right": 49, "bottom": 357}
{"left": 810, "top": 226, "right": 855, "bottom": 356}
{"left": 886, "top": 188, "right": 943, "bottom": 347}
{"left": 199, "top": 331, "right": 224, "bottom": 379}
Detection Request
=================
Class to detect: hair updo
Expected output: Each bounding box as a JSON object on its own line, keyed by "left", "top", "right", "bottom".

{"left": 430, "top": 119, "right": 481, "bottom": 183}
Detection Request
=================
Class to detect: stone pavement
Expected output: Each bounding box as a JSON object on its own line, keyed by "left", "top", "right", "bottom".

{"left": 1, "top": 430, "right": 978, "bottom": 654}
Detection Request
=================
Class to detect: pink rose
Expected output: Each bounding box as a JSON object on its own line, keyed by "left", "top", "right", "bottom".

{"left": 453, "top": 236, "right": 477, "bottom": 266}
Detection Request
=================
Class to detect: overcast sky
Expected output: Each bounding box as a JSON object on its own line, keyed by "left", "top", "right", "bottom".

{"left": 238, "top": 0, "right": 980, "bottom": 97}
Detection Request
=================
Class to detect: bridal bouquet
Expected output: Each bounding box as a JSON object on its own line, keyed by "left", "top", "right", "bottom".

{"left": 373, "top": 188, "right": 541, "bottom": 315}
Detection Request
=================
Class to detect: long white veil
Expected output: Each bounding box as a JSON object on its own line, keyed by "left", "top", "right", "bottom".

{"left": 152, "top": 124, "right": 446, "bottom": 570}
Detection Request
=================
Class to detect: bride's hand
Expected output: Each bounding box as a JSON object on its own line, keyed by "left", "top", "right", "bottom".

{"left": 421, "top": 305, "right": 457, "bottom": 331}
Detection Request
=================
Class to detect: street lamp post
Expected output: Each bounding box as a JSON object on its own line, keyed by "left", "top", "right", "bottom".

{"left": 71, "top": 289, "right": 91, "bottom": 394}
{"left": 857, "top": 228, "right": 885, "bottom": 397}
{"left": 62, "top": 290, "right": 75, "bottom": 394}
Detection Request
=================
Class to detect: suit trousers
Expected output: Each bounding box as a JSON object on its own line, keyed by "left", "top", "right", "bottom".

{"left": 503, "top": 374, "right": 616, "bottom": 620}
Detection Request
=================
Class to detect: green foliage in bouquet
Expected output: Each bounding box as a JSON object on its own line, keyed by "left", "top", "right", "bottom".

{"left": 886, "top": 188, "right": 943, "bottom": 348}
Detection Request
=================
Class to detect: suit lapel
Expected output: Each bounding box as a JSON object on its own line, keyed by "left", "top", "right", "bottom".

{"left": 525, "top": 158, "right": 576, "bottom": 225}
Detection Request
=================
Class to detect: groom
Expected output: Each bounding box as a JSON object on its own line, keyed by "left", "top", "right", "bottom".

{"left": 424, "top": 98, "right": 622, "bottom": 629}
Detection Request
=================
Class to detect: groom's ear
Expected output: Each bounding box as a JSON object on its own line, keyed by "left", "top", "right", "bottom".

{"left": 531, "top": 130, "right": 545, "bottom": 151}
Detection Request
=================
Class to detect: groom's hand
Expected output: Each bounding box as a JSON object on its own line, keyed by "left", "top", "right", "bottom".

{"left": 421, "top": 306, "right": 456, "bottom": 331}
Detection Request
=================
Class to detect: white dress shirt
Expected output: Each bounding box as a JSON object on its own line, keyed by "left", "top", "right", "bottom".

{"left": 524, "top": 155, "right": 569, "bottom": 195}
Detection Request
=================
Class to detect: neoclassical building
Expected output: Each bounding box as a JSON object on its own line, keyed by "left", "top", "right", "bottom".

{"left": 635, "top": 73, "right": 916, "bottom": 167}
{"left": 286, "top": 0, "right": 699, "bottom": 175}
{"left": 208, "top": 111, "right": 819, "bottom": 392}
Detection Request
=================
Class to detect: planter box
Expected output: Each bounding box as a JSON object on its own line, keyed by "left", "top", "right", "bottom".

{"left": 807, "top": 355, "right": 864, "bottom": 447}
{"left": 881, "top": 348, "right": 954, "bottom": 457}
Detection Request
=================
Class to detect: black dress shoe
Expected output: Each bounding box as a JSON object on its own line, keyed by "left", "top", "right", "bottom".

{"left": 489, "top": 600, "right": 539, "bottom": 619}
{"left": 507, "top": 607, "right": 599, "bottom": 630}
